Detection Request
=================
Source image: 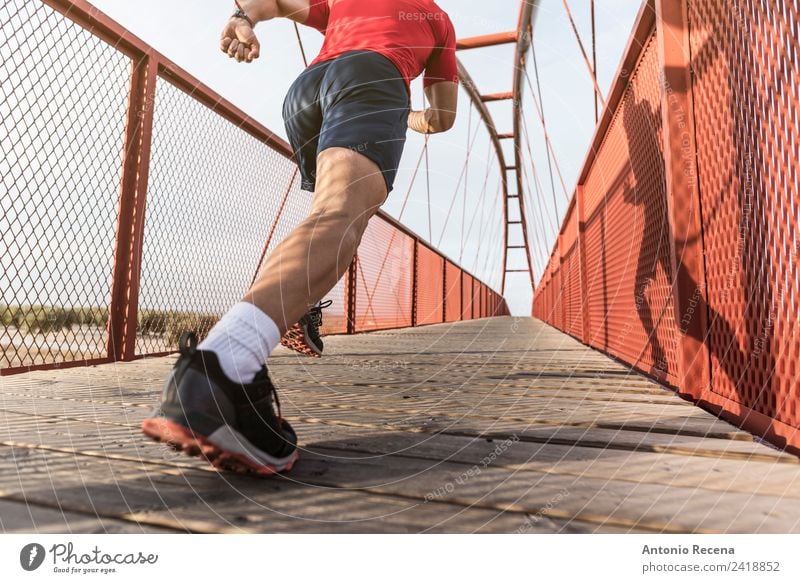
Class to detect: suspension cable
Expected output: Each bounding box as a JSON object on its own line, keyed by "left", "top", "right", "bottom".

{"left": 520, "top": 110, "right": 559, "bottom": 221}
{"left": 524, "top": 52, "right": 570, "bottom": 201}
{"left": 461, "top": 105, "right": 473, "bottom": 256}
{"left": 522, "top": 134, "right": 558, "bottom": 242}
{"left": 560, "top": 0, "right": 606, "bottom": 109}
{"left": 293, "top": 23, "right": 308, "bottom": 67}
{"left": 590, "top": 0, "right": 598, "bottom": 122}
{"left": 422, "top": 92, "right": 433, "bottom": 242}
{"left": 437, "top": 113, "right": 483, "bottom": 248}
{"left": 528, "top": 44, "right": 569, "bottom": 201}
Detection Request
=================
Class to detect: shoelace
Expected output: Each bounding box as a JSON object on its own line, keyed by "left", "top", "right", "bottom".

{"left": 246, "top": 366, "right": 285, "bottom": 422}
{"left": 307, "top": 299, "right": 333, "bottom": 328}
{"left": 180, "top": 330, "right": 284, "bottom": 422}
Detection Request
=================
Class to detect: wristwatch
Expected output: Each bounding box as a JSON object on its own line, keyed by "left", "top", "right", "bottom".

{"left": 232, "top": 3, "right": 255, "bottom": 27}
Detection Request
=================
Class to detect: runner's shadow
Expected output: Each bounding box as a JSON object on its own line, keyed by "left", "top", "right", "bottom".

{"left": 622, "top": 91, "right": 753, "bottom": 386}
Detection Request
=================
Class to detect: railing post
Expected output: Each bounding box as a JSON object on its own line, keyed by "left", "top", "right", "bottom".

{"left": 107, "top": 54, "right": 158, "bottom": 362}
{"left": 558, "top": 234, "right": 567, "bottom": 330}
{"left": 577, "top": 185, "right": 591, "bottom": 343}
{"left": 654, "top": 0, "right": 710, "bottom": 398}
{"left": 441, "top": 257, "right": 447, "bottom": 323}
{"left": 346, "top": 255, "right": 358, "bottom": 334}
{"left": 411, "top": 240, "right": 419, "bottom": 327}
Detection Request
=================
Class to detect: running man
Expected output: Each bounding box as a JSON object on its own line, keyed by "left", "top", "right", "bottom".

{"left": 142, "top": 0, "right": 459, "bottom": 474}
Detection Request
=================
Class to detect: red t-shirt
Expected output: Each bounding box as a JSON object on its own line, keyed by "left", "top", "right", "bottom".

{"left": 303, "top": 0, "right": 458, "bottom": 90}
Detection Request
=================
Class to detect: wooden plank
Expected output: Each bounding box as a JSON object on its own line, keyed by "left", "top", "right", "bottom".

{"left": 2, "top": 316, "right": 798, "bottom": 534}
{"left": 294, "top": 447, "right": 800, "bottom": 533}
{"left": 0, "top": 446, "right": 638, "bottom": 533}
{"left": 0, "top": 498, "right": 174, "bottom": 533}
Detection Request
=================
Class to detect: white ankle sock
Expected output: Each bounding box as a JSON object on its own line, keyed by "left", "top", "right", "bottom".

{"left": 198, "top": 302, "right": 282, "bottom": 383}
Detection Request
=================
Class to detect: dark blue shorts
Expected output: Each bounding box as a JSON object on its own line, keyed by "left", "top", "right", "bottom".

{"left": 282, "top": 50, "right": 411, "bottom": 193}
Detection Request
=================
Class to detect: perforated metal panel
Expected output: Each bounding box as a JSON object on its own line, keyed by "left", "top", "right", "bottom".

{"left": 444, "top": 261, "right": 462, "bottom": 322}
{"left": 562, "top": 244, "right": 583, "bottom": 340}
{"left": 579, "top": 33, "right": 678, "bottom": 382}
{"left": 461, "top": 273, "right": 473, "bottom": 320}
{"left": 690, "top": 0, "right": 800, "bottom": 427}
{"left": 415, "top": 243, "right": 444, "bottom": 325}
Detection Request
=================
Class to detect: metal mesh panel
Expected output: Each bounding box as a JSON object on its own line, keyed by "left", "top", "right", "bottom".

{"left": 583, "top": 209, "right": 606, "bottom": 344}
{"left": 415, "top": 243, "right": 444, "bottom": 325}
{"left": 690, "top": 0, "right": 800, "bottom": 426}
{"left": 136, "top": 77, "right": 300, "bottom": 353}
{"left": 580, "top": 34, "right": 678, "bottom": 382}
{"left": 0, "top": 0, "right": 130, "bottom": 369}
{"left": 472, "top": 277, "right": 481, "bottom": 319}
{"left": 354, "top": 216, "right": 414, "bottom": 331}
{"left": 461, "top": 273, "right": 473, "bottom": 320}
{"left": 444, "top": 261, "right": 462, "bottom": 322}
{"left": 562, "top": 244, "right": 583, "bottom": 340}
{"left": 551, "top": 268, "right": 563, "bottom": 330}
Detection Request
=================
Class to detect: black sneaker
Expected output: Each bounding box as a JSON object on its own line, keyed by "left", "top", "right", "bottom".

{"left": 280, "top": 299, "right": 333, "bottom": 358}
{"left": 141, "top": 331, "right": 299, "bottom": 475}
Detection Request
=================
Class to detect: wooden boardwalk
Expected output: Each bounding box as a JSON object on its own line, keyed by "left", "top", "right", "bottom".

{"left": 2, "top": 317, "right": 799, "bottom": 533}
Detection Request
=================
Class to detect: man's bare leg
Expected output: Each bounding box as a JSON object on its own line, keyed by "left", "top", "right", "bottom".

{"left": 194, "top": 147, "right": 387, "bottom": 382}
{"left": 244, "top": 147, "right": 388, "bottom": 333}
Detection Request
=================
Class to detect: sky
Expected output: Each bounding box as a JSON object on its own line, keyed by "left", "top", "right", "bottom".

{"left": 83, "top": 0, "right": 642, "bottom": 315}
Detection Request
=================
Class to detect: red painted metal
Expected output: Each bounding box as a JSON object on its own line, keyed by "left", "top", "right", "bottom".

{"left": 687, "top": 0, "right": 800, "bottom": 450}
{"left": 1, "top": 357, "right": 113, "bottom": 377}
{"left": 415, "top": 243, "right": 445, "bottom": 326}
{"left": 106, "top": 55, "right": 158, "bottom": 361}
{"left": 509, "top": 1, "right": 538, "bottom": 292}
{"left": 456, "top": 31, "right": 517, "bottom": 50}
{"left": 533, "top": 0, "right": 800, "bottom": 454}
{"left": 481, "top": 92, "right": 514, "bottom": 102}
{"left": 444, "top": 261, "right": 462, "bottom": 322}
{"left": 346, "top": 257, "right": 358, "bottom": 335}
{"left": 576, "top": 186, "right": 591, "bottom": 343}
{"left": 654, "top": 0, "right": 710, "bottom": 397}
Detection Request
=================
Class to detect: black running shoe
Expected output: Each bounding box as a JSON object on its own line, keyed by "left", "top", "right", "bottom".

{"left": 280, "top": 299, "right": 333, "bottom": 358}
{"left": 141, "top": 331, "right": 298, "bottom": 475}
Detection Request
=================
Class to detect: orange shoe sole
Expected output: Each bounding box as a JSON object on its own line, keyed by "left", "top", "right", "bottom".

{"left": 141, "top": 417, "right": 298, "bottom": 476}
{"left": 280, "top": 323, "right": 322, "bottom": 358}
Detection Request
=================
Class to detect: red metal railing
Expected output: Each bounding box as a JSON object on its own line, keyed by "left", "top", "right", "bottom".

{"left": 532, "top": 0, "right": 800, "bottom": 453}
{"left": 0, "top": 0, "right": 508, "bottom": 375}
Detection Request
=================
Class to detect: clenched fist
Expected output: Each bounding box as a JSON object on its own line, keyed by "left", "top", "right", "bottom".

{"left": 220, "top": 17, "right": 260, "bottom": 63}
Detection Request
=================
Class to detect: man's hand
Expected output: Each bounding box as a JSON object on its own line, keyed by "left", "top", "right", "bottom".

{"left": 220, "top": 17, "right": 260, "bottom": 63}
{"left": 408, "top": 81, "right": 458, "bottom": 134}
